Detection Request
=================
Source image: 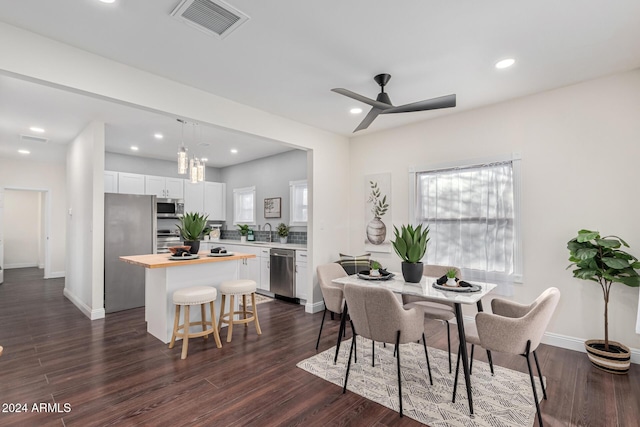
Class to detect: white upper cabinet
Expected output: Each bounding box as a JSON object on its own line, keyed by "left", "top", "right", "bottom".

{"left": 118, "top": 172, "right": 145, "bottom": 195}
{"left": 145, "top": 175, "right": 184, "bottom": 199}
{"left": 204, "top": 182, "right": 226, "bottom": 221}
{"left": 165, "top": 178, "right": 184, "bottom": 199}
{"left": 104, "top": 171, "right": 118, "bottom": 193}
{"left": 183, "top": 181, "right": 204, "bottom": 214}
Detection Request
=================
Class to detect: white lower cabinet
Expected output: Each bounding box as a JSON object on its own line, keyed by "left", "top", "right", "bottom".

{"left": 295, "top": 250, "right": 308, "bottom": 300}
{"left": 223, "top": 244, "right": 260, "bottom": 285}
{"left": 259, "top": 248, "right": 270, "bottom": 292}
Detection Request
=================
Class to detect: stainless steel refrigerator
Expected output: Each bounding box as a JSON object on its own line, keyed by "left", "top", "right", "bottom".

{"left": 104, "top": 193, "right": 156, "bottom": 313}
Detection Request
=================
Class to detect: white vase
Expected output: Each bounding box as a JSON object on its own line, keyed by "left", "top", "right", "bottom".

{"left": 240, "top": 236, "right": 247, "bottom": 243}
{"left": 446, "top": 277, "right": 458, "bottom": 287}
{"left": 280, "top": 236, "right": 288, "bottom": 244}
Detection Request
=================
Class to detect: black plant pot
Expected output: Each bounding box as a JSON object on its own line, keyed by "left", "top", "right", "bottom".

{"left": 401, "top": 262, "right": 423, "bottom": 283}
{"left": 184, "top": 240, "right": 200, "bottom": 254}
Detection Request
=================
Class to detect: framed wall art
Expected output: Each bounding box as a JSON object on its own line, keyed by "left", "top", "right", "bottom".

{"left": 264, "top": 197, "right": 281, "bottom": 218}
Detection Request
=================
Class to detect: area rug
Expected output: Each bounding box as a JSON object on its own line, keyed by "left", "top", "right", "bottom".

{"left": 239, "top": 293, "right": 273, "bottom": 307}
{"left": 297, "top": 337, "right": 545, "bottom": 427}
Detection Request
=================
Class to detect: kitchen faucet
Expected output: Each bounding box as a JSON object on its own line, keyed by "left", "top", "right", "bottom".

{"left": 264, "top": 222, "right": 272, "bottom": 242}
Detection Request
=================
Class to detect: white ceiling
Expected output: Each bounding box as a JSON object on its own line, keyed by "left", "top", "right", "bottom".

{"left": 1, "top": 0, "right": 640, "bottom": 164}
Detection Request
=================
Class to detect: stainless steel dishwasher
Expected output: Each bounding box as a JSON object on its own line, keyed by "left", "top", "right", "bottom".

{"left": 270, "top": 248, "right": 296, "bottom": 298}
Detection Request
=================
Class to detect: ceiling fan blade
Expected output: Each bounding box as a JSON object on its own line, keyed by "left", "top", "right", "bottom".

{"left": 380, "top": 94, "right": 456, "bottom": 114}
{"left": 353, "top": 107, "right": 383, "bottom": 132}
{"left": 332, "top": 88, "right": 391, "bottom": 110}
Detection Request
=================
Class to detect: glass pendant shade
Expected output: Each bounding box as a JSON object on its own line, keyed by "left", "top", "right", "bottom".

{"left": 177, "top": 146, "right": 188, "bottom": 174}
{"left": 190, "top": 158, "right": 198, "bottom": 183}
{"left": 197, "top": 160, "right": 205, "bottom": 182}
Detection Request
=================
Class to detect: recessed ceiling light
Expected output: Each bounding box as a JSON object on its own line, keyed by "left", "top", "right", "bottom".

{"left": 18, "top": 149, "right": 30, "bottom": 154}
{"left": 230, "top": 149, "right": 238, "bottom": 154}
{"left": 29, "top": 126, "right": 45, "bottom": 133}
{"left": 130, "top": 146, "right": 139, "bottom": 151}
{"left": 350, "top": 108, "right": 363, "bottom": 114}
{"left": 154, "top": 133, "right": 163, "bottom": 140}
{"left": 201, "top": 158, "right": 208, "bottom": 162}
{"left": 98, "top": 0, "right": 116, "bottom": 3}
{"left": 495, "top": 58, "right": 516, "bottom": 69}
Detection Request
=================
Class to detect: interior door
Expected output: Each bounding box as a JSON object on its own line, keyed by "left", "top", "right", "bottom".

{"left": 0, "top": 187, "right": 4, "bottom": 284}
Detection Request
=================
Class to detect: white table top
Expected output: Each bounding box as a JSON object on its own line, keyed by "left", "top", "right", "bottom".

{"left": 332, "top": 274, "right": 497, "bottom": 305}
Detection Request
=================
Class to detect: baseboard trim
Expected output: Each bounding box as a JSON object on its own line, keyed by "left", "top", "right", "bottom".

{"left": 63, "top": 288, "right": 105, "bottom": 320}
{"left": 461, "top": 315, "right": 640, "bottom": 365}
{"left": 45, "top": 271, "right": 65, "bottom": 279}
{"left": 4, "top": 262, "right": 39, "bottom": 269}
{"left": 306, "top": 300, "right": 325, "bottom": 314}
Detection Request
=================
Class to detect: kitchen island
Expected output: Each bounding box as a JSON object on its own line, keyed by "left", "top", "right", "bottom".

{"left": 120, "top": 251, "right": 256, "bottom": 343}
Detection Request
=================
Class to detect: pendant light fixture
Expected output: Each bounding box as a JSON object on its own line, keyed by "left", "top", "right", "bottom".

{"left": 177, "top": 119, "right": 188, "bottom": 175}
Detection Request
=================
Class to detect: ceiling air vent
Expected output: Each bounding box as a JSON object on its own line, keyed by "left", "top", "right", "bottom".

{"left": 20, "top": 134, "right": 48, "bottom": 144}
{"left": 171, "top": 0, "right": 249, "bottom": 39}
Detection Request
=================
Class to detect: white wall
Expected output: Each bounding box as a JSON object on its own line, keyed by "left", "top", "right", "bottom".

{"left": 220, "top": 149, "right": 307, "bottom": 229}
{"left": 0, "top": 158, "right": 66, "bottom": 276}
{"left": 64, "top": 121, "right": 105, "bottom": 320}
{"left": 349, "top": 69, "right": 640, "bottom": 355}
{"left": 3, "top": 190, "right": 41, "bottom": 269}
{"left": 105, "top": 152, "right": 223, "bottom": 182}
{"left": 0, "top": 22, "right": 350, "bottom": 315}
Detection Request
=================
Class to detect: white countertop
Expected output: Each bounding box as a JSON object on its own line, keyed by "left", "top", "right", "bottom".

{"left": 202, "top": 239, "right": 307, "bottom": 251}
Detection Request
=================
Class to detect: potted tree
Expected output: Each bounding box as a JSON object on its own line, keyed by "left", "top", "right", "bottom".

{"left": 176, "top": 212, "right": 209, "bottom": 254}
{"left": 276, "top": 222, "right": 290, "bottom": 244}
{"left": 567, "top": 229, "right": 640, "bottom": 374}
{"left": 237, "top": 224, "right": 251, "bottom": 243}
{"left": 392, "top": 224, "right": 429, "bottom": 283}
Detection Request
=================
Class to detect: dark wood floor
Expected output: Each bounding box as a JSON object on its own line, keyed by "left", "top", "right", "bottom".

{"left": 1, "top": 268, "right": 638, "bottom": 426}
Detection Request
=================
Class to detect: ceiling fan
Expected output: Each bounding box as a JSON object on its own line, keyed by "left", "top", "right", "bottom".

{"left": 332, "top": 73, "right": 456, "bottom": 132}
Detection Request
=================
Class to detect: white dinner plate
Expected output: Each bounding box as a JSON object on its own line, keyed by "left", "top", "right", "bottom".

{"left": 207, "top": 252, "right": 234, "bottom": 257}
{"left": 169, "top": 254, "right": 200, "bottom": 260}
{"left": 432, "top": 282, "right": 481, "bottom": 293}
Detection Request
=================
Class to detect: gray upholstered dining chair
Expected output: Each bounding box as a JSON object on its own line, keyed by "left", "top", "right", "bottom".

{"left": 315, "top": 263, "right": 349, "bottom": 350}
{"left": 342, "top": 283, "right": 433, "bottom": 418}
{"left": 452, "top": 287, "right": 561, "bottom": 427}
{"left": 402, "top": 264, "right": 460, "bottom": 372}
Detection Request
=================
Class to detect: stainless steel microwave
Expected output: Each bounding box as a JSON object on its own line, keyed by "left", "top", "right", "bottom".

{"left": 156, "top": 198, "right": 184, "bottom": 218}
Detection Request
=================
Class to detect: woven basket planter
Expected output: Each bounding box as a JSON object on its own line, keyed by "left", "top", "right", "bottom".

{"left": 585, "top": 340, "right": 630, "bottom": 375}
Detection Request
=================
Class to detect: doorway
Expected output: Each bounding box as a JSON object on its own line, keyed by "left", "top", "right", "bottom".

{"left": 0, "top": 187, "right": 51, "bottom": 283}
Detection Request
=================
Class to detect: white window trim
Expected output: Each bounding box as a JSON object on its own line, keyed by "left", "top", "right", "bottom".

{"left": 289, "top": 179, "right": 308, "bottom": 226}
{"left": 409, "top": 153, "right": 523, "bottom": 283}
{"left": 233, "top": 186, "right": 256, "bottom": 225}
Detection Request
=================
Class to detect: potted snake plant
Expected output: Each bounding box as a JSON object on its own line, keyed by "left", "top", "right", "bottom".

{"left": 392, "top": 224, "right": 429, "bottom": 283}
{"left": 567, "top": 229, "right": 640, "bottom": 374}
{"left": 176, "top": 212, "right": 209, "bottom": 254}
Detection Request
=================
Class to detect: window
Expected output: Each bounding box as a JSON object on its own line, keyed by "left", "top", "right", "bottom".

{"left": 290, "top": 180, "right": 308, "bottom": 226}
{"left": 411, "top": 156, "right": 522, "bottom": 291}
{"left": 233, "top": 186, "right": 256, "bottom": 225}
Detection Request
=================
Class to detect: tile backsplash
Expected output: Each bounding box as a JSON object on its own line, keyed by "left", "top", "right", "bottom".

{"left": 221, "top": 230, "right": 307, "bottom": 245}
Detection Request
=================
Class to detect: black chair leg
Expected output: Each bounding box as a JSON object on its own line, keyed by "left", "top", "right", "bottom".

{"left": 422, "top": 332, "right": 433, "bottom": 385}
{"left": 395, "top": 330, "right": 403, "bottom": 417}
{"left": 486, "top": 349, "right": 494, "bottom": 375}
{"left": 343, "top": 333, "right": 357, "bottom": 394}
{"left": 470, "top": 344, "right": 475, "bottom": 375}
{"left": 334, "top": 302, "right": 348, "bottom": 364}
{"left": 315, "top": 308, "right": 327, "bottom": 350}
{"left": 372, "top": 340, "right": 375, "bottom": 367}
{"left": 350, "top": 320, "right": 357, "bottom": 364}
{"left": 331, "top": 312, "right": 334, "bottom": 321}
{"left": 452, "top": 343, "right": 462, "bottom": 402}
{"left": 533, "top": 350, "right": 547, "bottom": 400}
{"left": 524, "top": 341, "right": 544, "bottom": 427}
{"left": 445, "top": 320, "right": 452, "bottom": 373}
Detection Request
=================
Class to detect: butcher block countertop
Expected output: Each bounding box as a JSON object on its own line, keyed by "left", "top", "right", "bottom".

{"left": 120, "top": 252, "right": 256, "bottom": 269}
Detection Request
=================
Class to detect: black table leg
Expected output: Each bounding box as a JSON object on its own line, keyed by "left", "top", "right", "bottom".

{"left": 454, "top": 303, "right": 474, "bottom": 416}
{"left": 334, "top": 301, "right": 348, "bottom": 364}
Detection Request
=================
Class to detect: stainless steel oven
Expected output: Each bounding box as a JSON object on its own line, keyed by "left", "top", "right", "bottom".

{"left": 156, "top": 198, "right": 184, "bottom": 218}
{"left": 157, "top": 229, "right": 181, "bottom": 253}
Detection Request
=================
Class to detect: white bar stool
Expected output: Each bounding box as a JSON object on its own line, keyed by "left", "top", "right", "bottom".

{"left": 169, "top": 286, "right": 222, "bottom": 359}
{"left": 218, "top": 279, "right": 262, "bottom": 342}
